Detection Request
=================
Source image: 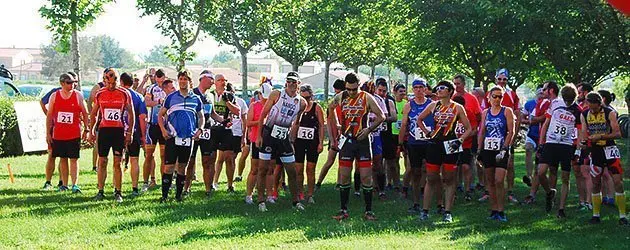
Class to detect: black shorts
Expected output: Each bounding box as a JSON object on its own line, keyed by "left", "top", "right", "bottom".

{"left": 590, "top": 145, "right": 623, "bottom": 175}
{"left": 259, "top": 126, "right": 295, "bottom": 163}
{"left": 540, "top": 143, "right": 574, "bottom": 172}
{"left": 190, "top": 138, "right": 214, "bottom": 158}
{"left": 147, "top": 124, "right": 165, "bottom": 145}
{"left": 127, "top": 137, "right": 141, "bottom": 157}
{"left": 407, "top": 143, "right": 429, "bottom": 168}
{"left": 210, "top": 127, "right": 235, "bottom": 151}
{"left": 52, "top": 138, "right": 80, "bottom": 159}
{"left": 164, "top": 137, "right": 193, "bottom": 165}
{"left": 97, "top": 127, "right": 125, "bottom": 157}
{"left": 231, "top": 135, "right": 243, "bottom": 153}
{"left": 481, "top": 149, "right": 510, "bottom": 169}
{"left": 251, "top": 141, "right": 260, "bottom": 160}
{"left": 339, "top": 137, "right": 372, "bottom": 162}
{"left": 380, "top": 131, "right": 397, "bottom": 160}
{"left": 470, "top": 135, "right": 478, "bottom": 153}
{"left": 457, "top": 148, "right": 474, "bottom": 165}
{"left": 295, "top": 138, "right": 319, "bottom": 164}
{"left": 426, "top": 141, "right": 459, "bottom": 166}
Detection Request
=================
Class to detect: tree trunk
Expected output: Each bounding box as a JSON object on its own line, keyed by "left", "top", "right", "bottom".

{"left": 292, "top": 62, "right": 299, "bottom": 72}
{"left": 370, "top": 65, "right": 376, "bottom": 79}
{"left": 240, "top": 49, "right": 249, "bottom": 100}
{"left": 178, "top": 47, "right": 186, "bottom": 71}
{"left": 404, "top": 72, "right": 409, "bottom": 89}
{"left": 70, "top": 2, "right": 81, "bottom": 90}
{"left": 324, "top": 60, "right": 332, "bottom": 101}
{"left": 353, "top": 66, "right": 359, "bottom": 73}
{"left": 473, "top": 66, "right": 484, "bottom": 90}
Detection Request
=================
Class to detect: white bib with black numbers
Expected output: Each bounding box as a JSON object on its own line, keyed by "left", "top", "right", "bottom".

{"left": 104, "top": 108, "right": 121, "bottom": 121}
{"left": 57, "top": 112, "right": 74, "bottom": 124}
{"left": 297, "top": 126, "right": 315, "bottom": 140}
{"left": 484, "top": 137, "right": 502, "bottom": 151}
{"left": 443, "top": 139, "right": 463, "bottom": 155}
{"left": 175, "top": 137, "right": 192, "bottom": 147}
{"left": 414, "top": 126, "right": 431, "bottom": 140}
{"left": 604, "top": 146, "right": 620, "bottom": 160}
{"left": 199, "top": 129, "right": 211, "bottom": 140}
{"left": 546, "top": 106, "right": 576, "bottom": 146}
{"left": 338, "top": 134, "right": 348, "bottom": 150}
{"left": 271, "top": 125, "right": 289, "bottom": 140}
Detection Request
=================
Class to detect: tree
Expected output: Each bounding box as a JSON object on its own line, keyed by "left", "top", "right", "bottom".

{"left": 204, "top": 0, "right": 266, "bottom": 99}
{"left": 40, "top": 0, "right": 112, "bottom": 89}
{"left": 95, "top": 35, "right": 126, "bottom": 68}
{"left": 137, "top": 0, "right": 208, "bottom": 70}
{"left": 144, "top": 45, "right": 172, "bottom": 66}
{"left": 265, "top": 0, "right": 316, "bottom": 72}
{"left": 41, "top": 36, "right": 102, "bottom": 80}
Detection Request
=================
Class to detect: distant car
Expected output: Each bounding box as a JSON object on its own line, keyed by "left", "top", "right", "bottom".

{"left": 0, "top": 65, "right": 20, "bottom": 98}
{"left": 17, "top": 84, "right": 58, "bottom": 98}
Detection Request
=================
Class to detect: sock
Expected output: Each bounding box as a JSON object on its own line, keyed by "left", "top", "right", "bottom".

{"left": 363, "top": 185, "right": 374, "bottom": 212}
{"left": 161, "top": 173, "right": 173, "bottom": 198}
{"left": 354, "top": 172, "right": 361, "bottom": 191}
{"left": 114, "top": 189, "right": 121, "bottom": 195}
{"left": 175, "top": 174, "right": 185, "bottom": 198}
{"left": 615, "top": 192, "right": 626, "bottom": 219}
{"left": 592, "top": 193, "right": 602, "bottom": 217}
{"left": 340, "top": 184, "right": 351, "bottom": 210}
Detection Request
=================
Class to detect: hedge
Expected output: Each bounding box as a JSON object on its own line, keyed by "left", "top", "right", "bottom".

{"left": 0, "top": 96, "right": 34, "bottom": 156}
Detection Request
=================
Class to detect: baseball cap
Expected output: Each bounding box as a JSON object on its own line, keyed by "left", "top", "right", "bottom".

{"left": 412, "top": 78, "right": 427, "bottom": 87}
{"left": 261, "top": 82, "right": 272, "bottom": 99}
{"left": 286, "top": 71, "right": 300, "bottom": 81}
{"left": 59, "top": 73, "right": 78, "bottom": 83}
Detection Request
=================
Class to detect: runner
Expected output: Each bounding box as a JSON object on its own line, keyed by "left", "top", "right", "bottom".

{"left": 186, "top": 70, "right": 224, "bottom": 198}
{"left": 391, "top": 83, "right": 413, "bottom": 198}
{"left": 294, "top": 84, "right": 325, "bottom": 204}
{"left": 315, "top": 79, "right": 346, "bottom": 190}
{"left": 89, "top": 69, "right": 134, "bottom": 203}
{"left": 237, "top": 90, "right": 262, "bottom": 183}
{"left": 40, "top": 76, "right": 64, "bottom": 190}
{"left": 453, "top": 74, "right": 482, "bottom": 201}
{"left": 244, "top": 80, "right": 272, "bottom": 204}
{"left": 120, "top": 72, "right": 148, "bottom": 197}
{"left": 210, "top": 74, "right": 241, "bottom": 193}
{"left": 224, "top": 83, "right": 248, "bottom": 191}
{"left": 417, "top": 80, "right": 473, "bottom": 223}
{"left": 580, "top": 92, "right": 626, "bottom": 225}
{"left": 142, "top": 69, "right": 168, "bottom": 192}
{"left": 398, "top": 78, "right": 434, "bottom": 214}
{"left": 255, "top": 72, "right": 307, "bottom": 212}
{"left": 45, "top": 73, "right": 89, "bottom": 193}
{"left": 157, "top": 71, "right": 204, "bottom": 202}
{"left": 478, "top": 85, "right": 515, "bottom": 222}
{"left": 361, "top": 80, "right": 388, "bottom": 199}
{"left": 537, "top": 83, "right": 582, "bottom": 218}
{"left": 521, "top": 86, "right": 551, "bottom": 204}
{"left": 88, "top": 71, "right": 107, "bottom": 172}
{"left": 597, "top": 89, "right": 619, "bottom": 206}
{"left": 485, "top": 69, "right": 521, "bottom": 203}
{"left": 329, "top": 72, "right": 385, "bottom": 221}
{"left": 575, "top": 83, "right": 594, "bottom": 210}
{"left": 375, "top": 78, "right": 399, "bottom": 192}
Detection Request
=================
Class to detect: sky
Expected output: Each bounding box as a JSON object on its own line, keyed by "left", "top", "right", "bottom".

{"left": 2, "top": 0, "right": 224, "bottom": 58}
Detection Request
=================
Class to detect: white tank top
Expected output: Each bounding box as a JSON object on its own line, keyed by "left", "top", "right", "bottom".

{"left": 266, "top": 90, "right": 300, "bottom": 128}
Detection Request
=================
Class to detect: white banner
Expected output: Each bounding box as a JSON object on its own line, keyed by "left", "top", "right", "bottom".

{"left": 13, "top": 101, "right": 47, "bottom": 152}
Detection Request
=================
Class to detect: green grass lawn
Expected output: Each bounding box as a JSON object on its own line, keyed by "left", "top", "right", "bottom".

{"left": 0, "top": 144, "right": 628, "bottom": 249}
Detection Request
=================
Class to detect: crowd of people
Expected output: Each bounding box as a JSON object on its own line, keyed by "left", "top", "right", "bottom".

{"left": 38, "top": 67, "right": 626, "bottom": 225}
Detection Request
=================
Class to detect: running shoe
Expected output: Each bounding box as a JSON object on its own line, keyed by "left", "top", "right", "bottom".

{"left": 619, "top": 218, "right": 629, "bottom": 226}
{"left": 71, "top": 185, "right": 81, "bottom": 194}
{"left": 93, "top": 192, "right": 105, "bottom": 201}
{"left": 58, "top": 185, "right": 69, "bottom": 192}
{"left": 245, "top": 196, "right": 254, "bottom": 205}
{"left": 589, "top": 216, "right": 601, "bottom": 224}
{"left": 378, "top": 192, "right": 387, "bottom": 200}
{"left": 487, "top": 211, "right": 499, "bottom": 220}
{"left": 508, "top": 193, "right": 519, "bottom": 203}
{"left": 234, "top": 176, "right": 243, "bottom": 182}
{"left": 266, "top": 196, "right": 276, "bottom": 204}
{"left": 442, "top": 213, "right": 453, "bottom": 223}
{"left": 407, "top": 205, "right": 421, "bottom": 214}
{"left": 557, "top": 209, "right": 566, "bottom": 219}
{"left": 259, "top": 202, "right": 268, "bottom": 212}
{"left": 522, "top": 175, "right": 532, "bottom": 187}
{"left": 584, "top": 203, "right": 593, "bottom": 210}
{"left": 92, "top": 166, "right": 97, "bottom": 172}
{"left": 141, "top": 183, "right": 150, "bottom": 193}
{"left": 419, "top": 210, "right": 430, "bottom": 221}
{"left": 353, "top": 191, "right": 361, "bottom": 197}
{"left": 227, "top": 186, "right": 235, "bottom": 194}
{"left": 497, "top": 213, "right": 508, "bottom": 222}
{"left": 57, "top": 180, "right": 63, "bottom": 187}
{"left": 545, "top": 189, "right": 557, "bottom": 212}
{"left": 475, "top": 183, "right": 485, "bottom": 192}
{"left": 294, "top": 202, "right": 305, "bottom": 211}
{"left": 457, "top": 185, "right": 464, "bottom": 193}
{"left": 478, "top": 193, "right": 490, "bottom": 202}
{"left": 464, "top": 191, "right": 472, "bottom": 202}
{"left": 212, "top": 183, "right": 219, "bottom": 190}
{"left": 333, "top": 210, "right": 349, "bottom": 221}
{"left": 364, "top": 211, "right": 377, "bottom": 221}
{"left": 148, "top": 180, "right": 157, "bottom": 189}
{"left": 523, "top": 195, "right": 536, "bottom": 205}
{"left": 43, "top": 182, "right": 53, "bottom": 190}
{"left": 114, "top": 193, "right": 123, "bottom": 203}
{"left": 175, "top": 194, "right": 183, "bottom": 202}
{"left": 130, "top": 189, "right": 140, "bottom": 197}
{"left": 205, "top": 191, "right": 213, "bottom": 199}
{"left": 307, "top": 196, "right": 315, "bottom": 204}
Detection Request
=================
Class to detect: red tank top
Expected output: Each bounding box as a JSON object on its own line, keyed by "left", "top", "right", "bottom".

{"left": 52, "top": 90, "right": 82, "bottom": 140}
{"left": 248, "top": 100, "right": 264, "bottom": 142}
{"left": 96, "top": 87, "right": 129, "bottom": 128}
{"left": 340, "top": 91, "right": 369, "bottom": 138}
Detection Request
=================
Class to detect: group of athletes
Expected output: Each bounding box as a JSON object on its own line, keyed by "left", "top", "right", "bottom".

{"left": 39, "top": 67, "right": 626, "bottom": 225}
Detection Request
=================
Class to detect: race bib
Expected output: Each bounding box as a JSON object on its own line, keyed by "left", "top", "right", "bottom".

{"left": 175, "top": 137, "right": 192, "bottom": 147}
{"left": 484, "top": 137, "right": 502, "bottom": 151}
{"left": 271, "top": 125, "right": 289, "bottom": 140}
{"left": 414, "top": 126, "right": 431, "bottom": 140}
{"left": 395, "top": 120, "right": 402, "bottom": 130}
{"left": 455, "top": 123, "right": 465, "bottom": 137}
{"left": 443, "top": 139, "right": 463, "bottom": 155}
{"left": 57, "top": 112, "right": 74, "bottom": 124}
{"left": 199, "top": 129, "right": 211, "bottom": 140}
{"left": 380, "top": 123, "right": 388, "bottom": 132}
{"left": 338, "top": 134, "right": 348, "bottom": 150}
{"left": 104, "top": 108, "right": 121, "bottom": 121}
{"left": 604, "top": 146, "right": 620, "bottom": 160}
{"left": 297, "top": 127, "right": 315, "bottom": 140}
{"left": 571, "top": 128, "right": 578, "bottom": 140}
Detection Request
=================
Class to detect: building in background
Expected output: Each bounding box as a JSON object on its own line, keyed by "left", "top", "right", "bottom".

{"left": 0, "top": 47, "right": 43, "bottom": 81}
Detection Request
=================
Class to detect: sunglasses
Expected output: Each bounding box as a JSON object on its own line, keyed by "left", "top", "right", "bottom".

{"left": 346, "top": 87, "right": 358, "bottom": 92}
{"left": 107, "top": 74, "right": 117, "bottom": 79}
{"left": 491, "top": 94, "right": 503, "bottom": 99}
{"left": 497, "top": 78, "right": 508, "bottom": 81}
{"left": 64, "top": 81, "right": 75, "bottom": 85}
{"left": 287, "top": 79, "right": 297, "bottom": 84}
{"left": 435, "top": 85, "right": 448, "bottom": 91}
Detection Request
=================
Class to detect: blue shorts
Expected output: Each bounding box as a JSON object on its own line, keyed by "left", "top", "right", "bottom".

{"left": 371, "top": 134, "right": 383, "bottom": 156}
